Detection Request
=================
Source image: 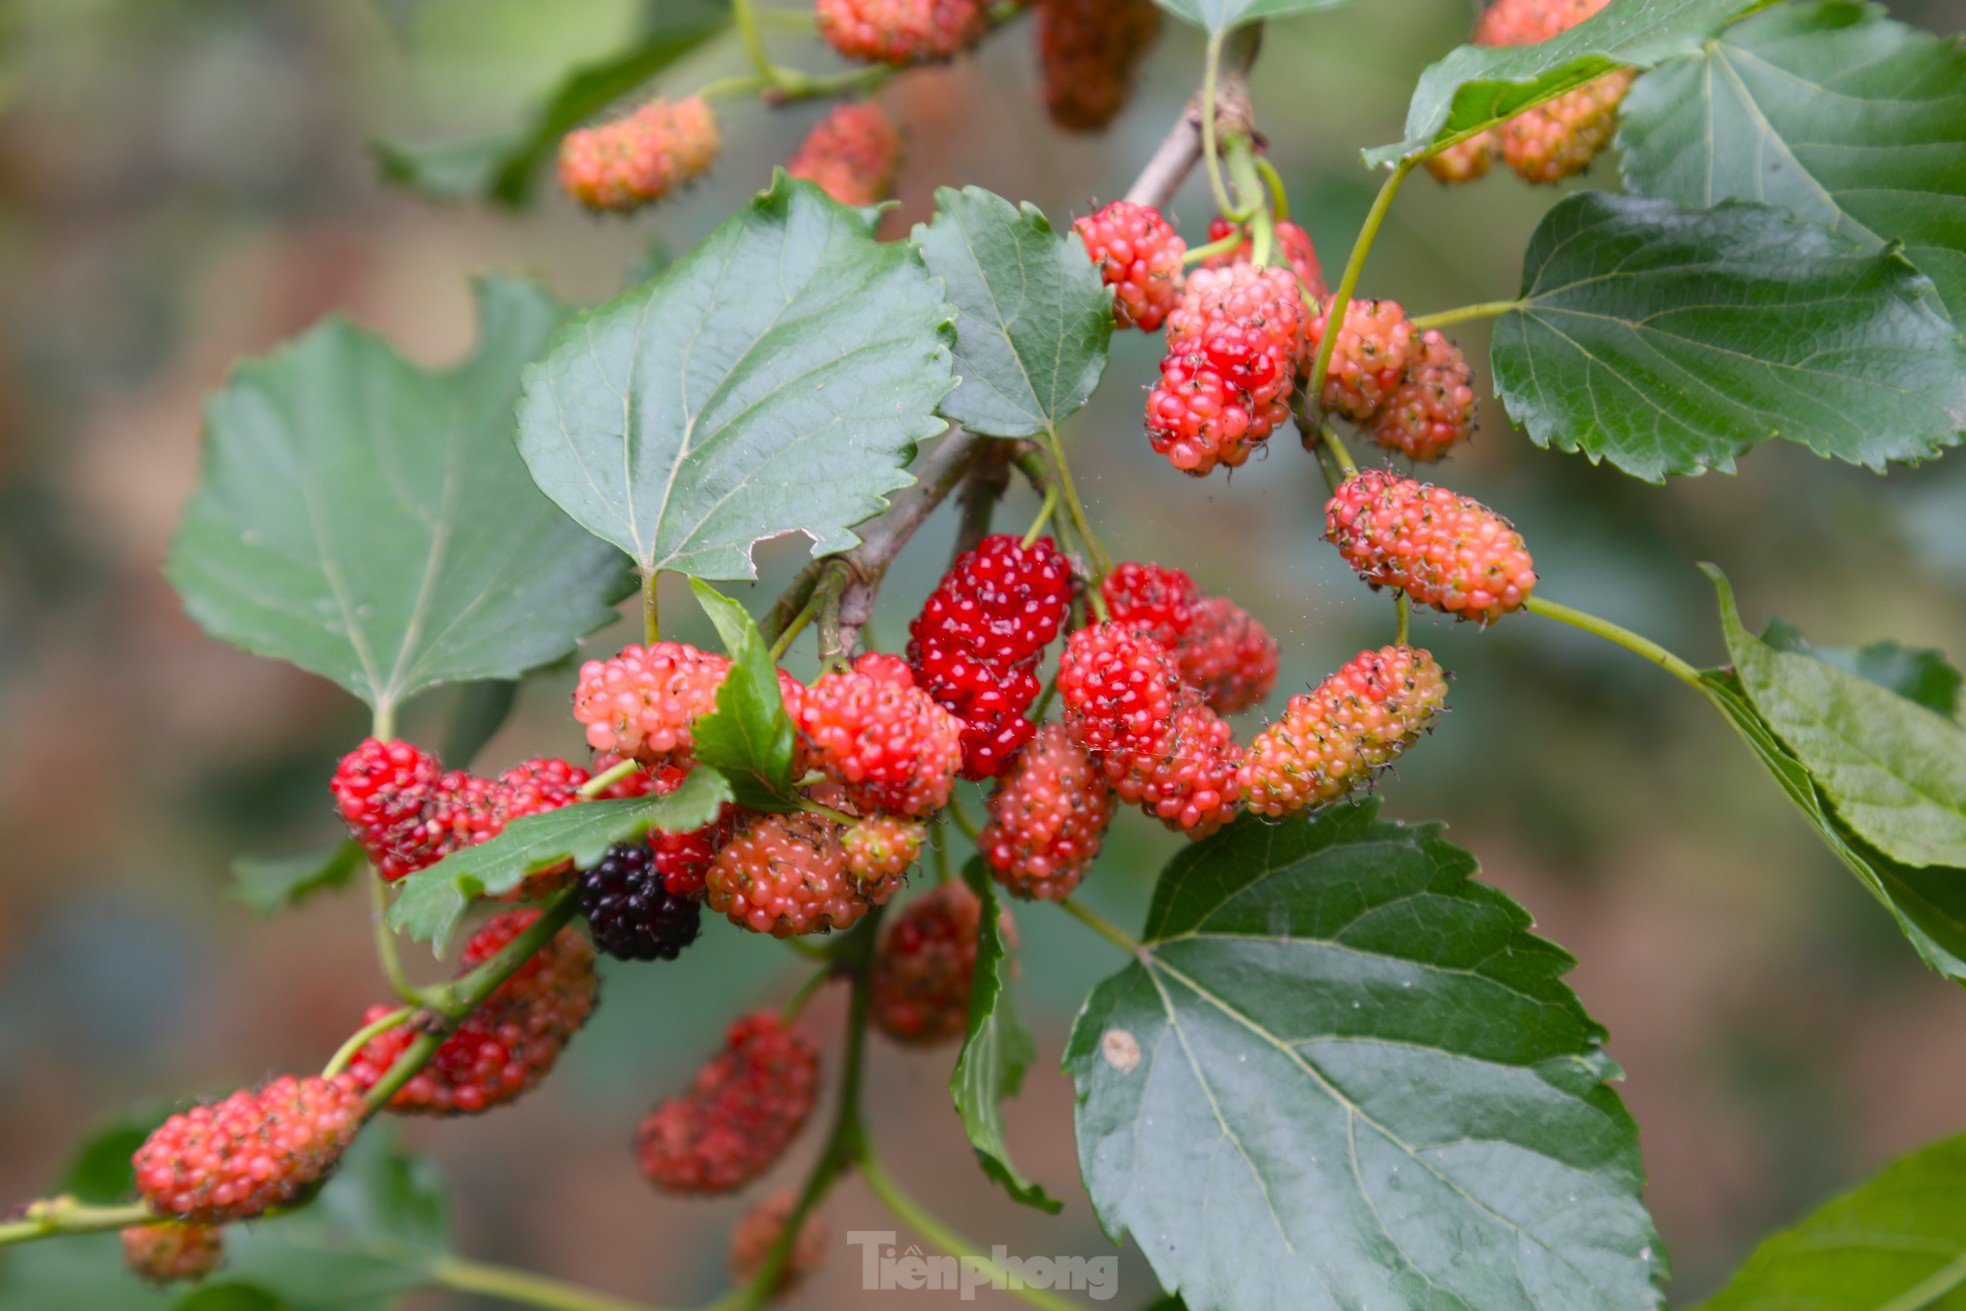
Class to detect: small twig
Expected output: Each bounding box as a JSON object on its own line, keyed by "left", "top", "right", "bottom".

{"left": 954, "top": 438, "right": 1016, "bottom": 560}
{"left": 1411, "top": 300, "right": 1523, "bottom": 331}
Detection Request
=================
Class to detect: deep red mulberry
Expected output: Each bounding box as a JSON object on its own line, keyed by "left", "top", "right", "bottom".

{"left": 637, "top": 1014, "right": 820, "bottom": 1194}
{"left": 1325, "top": 469, "right": 1536, "bottom": 624}
{"left": 872, "top": 883, "right": 1000, "bottom": 1044}
{"left": 1036, "top": 0, "right": 1162, "bottom": 131}
{"left": 1177, "top": 595, "right": 1279, "bottom": 714}
{"left": 729, "top": 1190, "right": 827, "bottom": 1296}
{"left": 795, "top": 653, "right": 964, "bottom": 817}
{"left": 346, "top": 909, "right": 598, "bottom": 1115}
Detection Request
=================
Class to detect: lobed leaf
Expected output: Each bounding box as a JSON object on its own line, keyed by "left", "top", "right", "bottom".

{"left": 1619, "top": 0, "right": 1966, "bottom": 323}
{"left": 951, "top": 861, "right": 1060, "bottom": 1212}
{"left": 387, "top": 772, "right": 732, "bottom": 948}
{"left": 1067, "top": 803, "right": 1664, "bottom": 1311}
{"left": 1491, "top": 193, "right": 1966, "bottom": 481}
{"left": 515, "top": 174, "right": 957, "bottom": 581}
{"left": 1710, "top": 568, "right": 1966, "bottom": 869}
{"left": 1366, "top": 0, "right": 1772, "bottom": 167}
{"left": 689, "top": 581, "right": 799, "bottom": 811}
{"left": 1696, "top": 1133, "right": 1966, "bottom": 1309}
{"left": 166, "top": 278, "right": 632, "bottom": 717}
{"left": 912, "top": 186, "right": 1113, "bottom": 438}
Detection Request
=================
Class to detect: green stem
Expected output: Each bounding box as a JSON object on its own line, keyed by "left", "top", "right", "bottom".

{"left": 693, "top": 72, "right": 775, "bottom": 102}
{"left": 1410, "top": 300, "right": 1522, "bottom": 331}
{"left": 0, "top": 1201, "right": 155, "bottom": 1249}
{"left": 642, "top": 570, "right": 661, "bottom": 646}
{"left": 931, "top": 816, "right": 954, "bottom": 884}
{"left": 1059, "top": 898, "right": 1143, "bottom": 956}
{"left": 1523, "top": 594, "right": 1706, "bottom": 691}
{"left": 1041, "top": 426, "right": 1110, "bottom": 579}
{"left": 781, "top": 964, "right": 835, "bottom": 1023}
{"left": 1317, "top": 419, "right": 1358, "bottom": 478}
{"left": 323, "top": 1006, "right": 411, "bottom": 1079}
{"left": 371, "top": 701, "right": 397, "bottom": 744}
{"left": 1224, "top": 137, "right": 1273, "bottom": 267}
{"left": 796, "top": 797, "right": 859, "bottom": 826}
{"left": 1255, "top": 154, "right": 1290, "bottom": 222}
{"left": 768, "top": 599, "right": 816, "bottom": 662}
{"left": 947, "top": 795, "right": 982, "bottom": 843}
{"left": 729, "top": 0, "right": 781, "bottom": 82}
{"left": 1199, "top": 31, "right": 1240, "bottom": 220}
{"left": 1394, "top": 592, "right": 1411, "bottom": 646}
{"left": 1307, "top": 158, "right": 1415, "bottom": 405}
{"left": 1021, "top": 484, "right": 1059, "bottom": 548}
{"left": 369, "top": 872, "right": 425, "bottom": 1006}
{"left": 579, "top": 757, "right": 641, "bottom": 799}
{"left": 1180, "top": 229, "right": 1245, "bottom": 265}
{"left": 429, "top": 1255, "right": 666, "bottom": 1311}
{"left": 859, "top": 1154, "right": 1090, "bottom": 1311}
{"left": 365, "top": 892, "right": 581, "bottom": 1115}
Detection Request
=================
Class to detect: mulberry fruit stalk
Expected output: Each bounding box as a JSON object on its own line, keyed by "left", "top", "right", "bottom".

{"left": 1239, "top": 645, "right": 1449, "bottom": 816}
{"left": 346, "top": 909, "right": 599, "bottom": 1115}
{"left": 637, "top": 1013, "right": 820, "bottom": 1194}
{"left": 786, "top": 101, "right": 903, "bottom": 206}
{"left": 1073, "top": 200, "right": 1185, "bottom": 331}
{"left": 132, "top": 1075, "right": 364, "bottom": 1222}
{"left": 816, "top": 0, "right": 985, "bottom": 64}
{"left": 1326, "top": 469, "right": 1536, "bottom": 624}
{"left": 1147, "top": 263, "right": 1304, "bottom": 475}
{"left": 558, "top": 97, "right": 719, "bottom": 212}
{"left": 908, "top": 533, "right": 1073, "bottom": 778}
{"left": 982, "top": 724, "right": 1116, "bottom": 901}
{"left": 1199, "top": 217, "right": 1327, "bottom": 299}
{"left": 842, "top": 814, "right": 928, "bottom": 884}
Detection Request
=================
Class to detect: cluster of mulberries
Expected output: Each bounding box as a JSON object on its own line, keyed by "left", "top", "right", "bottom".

{"left": 1325, "top": 469, "right": 1537, "bottom": 624}
{"left": 1426, "top": 0, "right": 1630, "bottom": 186}
{"left": 637, "top": 1013, "right": 820, "bottom": 1194}
{"left": 132, "top": 1075, "right": 364, "bottom": 1223}
{"left": 907, "top": 533, "right": 1074, "bottom": 778}
{"left": 1308, "top": 296, "right": 1478, "bottom": 462}
{"left": 330, "top": 739, "right": 590, "bottom": 887}
{"left": 706, "top": 810, "right": 905, "bottom": 938}
{"left": 558, "top": 97, "right": 720, "bottom": 212}
{"left": 1102, "top": 562, "right": 1279, "bottom": 715}
{"left": 786, "top": 101, "right": 903, "bottom": 206}
{"left": 346, "top": 909, "right": 599, "bottom": 1115}
{"left": 1035, "top": 0, "right": 1163, "bottom": 131}
{"left": 1147, "top": 262, "right": 1305, "bottom": 476}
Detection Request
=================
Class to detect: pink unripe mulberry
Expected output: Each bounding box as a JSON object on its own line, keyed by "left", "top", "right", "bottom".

{"left": 1073, "top": 200, "right": 1186, "bottom": 331}
{"left": 1367, "top": 329, "right": 1476, "bottom": 462}
{"left": 1307, "top": 296, "right": 1413, "bottom": 422}
{"left": 786, "top": 101, "right": 903, "bottom": 206}
{"left": 132, "top": 1076, "right": 364, "bottom": 1223}
{"left": 706, "top": 811, "right": 904, "bottom": 937}
{"left": 983, "top": 724, "right": 1116, "bottom": 901}
{"left": 558, "top": 97, "right": 719, "bottom": 212}
{"left": 816, "top": 0, "right": 986, "bottom": 64}
{"left": 572, "top": 643, "right": 731, "bottom": 769}
{"left": 1147, "top": 264, "right": 1305, "bottom": 475}
{"left": 1325, "top": 469, "right": 1536, "bottom": 624}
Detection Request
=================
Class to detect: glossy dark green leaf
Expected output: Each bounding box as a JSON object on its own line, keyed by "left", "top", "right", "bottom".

{"left": 1067, "top": 803, "right": 1663, "bottom": 1311}
{"left": 1761, "top": 617, "right": 1961, "bottom": 720}
{"left": 912, "top": 187, "right": 1112, "bottom": 438}
{"left": 231, "top": 840, "right": 364, "bottom": 916}
{"left": 690, "top": 580, "right": 798, "bottom": 811}
{"left": 166, "top": 278, "right": 632, "bottom": 718}
{"left": 388, "top": 772, "right": 732, "bottom": 947}
{"left": 1619, "top": 0, "right": 1966, "bottom": 322}
{"left": 1492, "top": 193, "right": 1966, "bottom": 481}
{"left": 1148, "top": 0, "right": 1350, "bottom": 32}
{"left": 951, "top": 860, "right": 1059, "bottom": 1212}
{"left": 1699, "top": 668, "right": 1966, "bottom": 980}
{"left": 1367, "top": 0, "right": 1771, "bottom": 166}
{"left": 1696, "top": 1133, "right": 1966, "bottom": 1309}
{"left": 1711, "top": 568, "right": 1966, "bottom": 868}
{"left": 516, "top": 175, "right": 956, "bottom": 581}
{"left": 374, "top": 6, "right": 725, "bottom": 205}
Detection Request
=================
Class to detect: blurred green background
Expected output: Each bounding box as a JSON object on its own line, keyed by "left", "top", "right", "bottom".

{"left": 1, "top": 0, "right": 1963, "bottom": 1306}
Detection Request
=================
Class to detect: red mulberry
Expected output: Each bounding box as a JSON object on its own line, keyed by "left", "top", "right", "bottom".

{"left": 1307, "top": 296, "right": 1413, "bottom": 422}
{"left": 1036, "top": 0, "right": 1162, "bottom": 131}
{"left": 637, "top": 1014, "right": 820, "bottom": 1194}
{"left": 817, "top": 0, "right": 986, "bottom": 64}
{"left": 872, "top": 882, "right": 1000, "bottom": 1044}
{"left": 132, "top": 1075, "right": 363, "bottom": 1223}
{"left": 983, "top": 725, "right": 1115, "bottom": 901}
{"left": 122, "top": 1224, "right": 223, "bottom": 1284}
{"left": 1073, "top": 200, "right": 1185, "bottom": 331}
{"left": 1148, "top": 263, "right": 1304, "bottom": 475}
{"left": 729, "top": 1190, "right": 827, "bottom": 1295}
{"left": 795, "top": 652, "right": 964, "bottom": 817}
{"left": 1367, "top": 329, "right": 1476, "bottom": 462}
{"left": 1325, "top": 469, "right": 1536, "bottom": 624}
{"left": 558, "top": 97, "right": 720, "bottom": 212}
{"left": 786, "top": 101, "right": 903, "bottom": 206}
